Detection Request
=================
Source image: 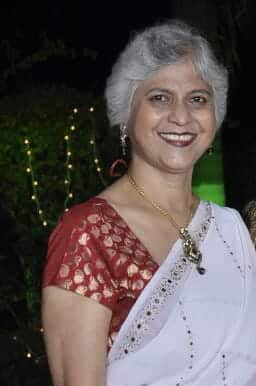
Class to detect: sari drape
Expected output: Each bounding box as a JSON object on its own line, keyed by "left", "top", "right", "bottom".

{"left": 107, "top": 202, "right": 256, "bottom": 386}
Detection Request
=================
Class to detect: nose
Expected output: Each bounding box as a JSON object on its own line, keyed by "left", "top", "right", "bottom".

{"left": 167, "top": 100, "right": 191, "bottom": 126}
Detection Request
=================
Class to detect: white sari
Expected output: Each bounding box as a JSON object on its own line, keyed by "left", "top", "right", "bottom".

{"left": 107, "top": 201, "right": 256, "bottom": 386}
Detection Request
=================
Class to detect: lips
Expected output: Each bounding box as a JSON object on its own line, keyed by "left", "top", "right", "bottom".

{"left": 158, "top": 132, "right": 197, "bottom": 147}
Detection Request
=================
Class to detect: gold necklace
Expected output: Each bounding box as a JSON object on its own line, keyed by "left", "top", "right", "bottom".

{"left": 126, "top": 173, "right": 206, "bottom": 275}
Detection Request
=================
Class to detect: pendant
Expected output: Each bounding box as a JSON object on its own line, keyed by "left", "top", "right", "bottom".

{"left": 179, "top": 228, "right": 206, "bottom": 275}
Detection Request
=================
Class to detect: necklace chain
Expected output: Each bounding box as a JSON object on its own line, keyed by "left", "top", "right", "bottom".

{"left": 126, "top": 173, "right": 206, "bottom": 275}
{"left": 127, "top": 173, "right": 194, "bottom": 231}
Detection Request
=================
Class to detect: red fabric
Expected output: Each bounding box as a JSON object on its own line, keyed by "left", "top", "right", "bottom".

{"left": 43, "top": 197, "right": 158, "bottom": 348}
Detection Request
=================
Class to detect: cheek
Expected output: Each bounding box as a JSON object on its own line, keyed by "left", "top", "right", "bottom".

{"left": 198, "top": 110, "right": 216, "bottom": 132}
{"left": 129, "top": 111, "right": 152, "bottom": 139}
{"left": 131, "top": 108, "right": 163, "bottom": 135}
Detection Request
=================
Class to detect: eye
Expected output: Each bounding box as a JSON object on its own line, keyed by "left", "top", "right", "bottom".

{"left": 190, "top": 95, "right": 208, "bottom": 104}
{"left": 149, "top": 94, "right": 170, "bottom": 103}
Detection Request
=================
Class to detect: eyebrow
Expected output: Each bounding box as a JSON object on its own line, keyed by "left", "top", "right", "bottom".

{"left": 146, "top": 88, "right": 213, "bottom": 96}
{"left": 190, "top": 89, "right": 213, "bottom": 96}
{"left": 146, "top": 88, "right": 172, "bottom": 95}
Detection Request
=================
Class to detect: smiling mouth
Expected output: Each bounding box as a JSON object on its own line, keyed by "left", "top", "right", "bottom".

{"left": 158, "top": 132, "right": 197, "bottom": 147}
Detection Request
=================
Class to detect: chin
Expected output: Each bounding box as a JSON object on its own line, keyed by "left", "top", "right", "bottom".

{"left": 161, "top": 164, "right": 193, "bottom": 175}
{"left": 161, "top": 158, "right": 195, "bottom": 173}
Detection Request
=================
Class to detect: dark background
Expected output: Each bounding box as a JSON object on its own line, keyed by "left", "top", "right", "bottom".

{"left": 0, "top": 2, "right": 174, "bottom": 94}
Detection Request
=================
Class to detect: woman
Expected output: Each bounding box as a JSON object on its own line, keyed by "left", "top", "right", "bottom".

{"left": 42, "top": 20, "right": 256, "bottom": 386}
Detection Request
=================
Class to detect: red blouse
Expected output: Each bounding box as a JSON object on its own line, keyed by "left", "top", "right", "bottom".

{"left": 42, "top": 197, "right": 158, "bottom": 349}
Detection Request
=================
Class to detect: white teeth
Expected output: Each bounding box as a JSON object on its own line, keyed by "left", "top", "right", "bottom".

{"left": 159, "top": 133, "right": 194, "bottom": 141}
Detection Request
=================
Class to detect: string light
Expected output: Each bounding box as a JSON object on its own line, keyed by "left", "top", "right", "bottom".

{"left": 16, "top": 108, "right": 112, "bottom": 367}
{"left": 88, "top": 111, "right": 106, "bottom": 186}
{"left": 24, "top": 109, "right": 77, "bottom": 225}
{"left": 24, "top": 107, "right": 108, "bottom": 226}
{"left": 9, "top": 331, "right": 46, "bottom": 365}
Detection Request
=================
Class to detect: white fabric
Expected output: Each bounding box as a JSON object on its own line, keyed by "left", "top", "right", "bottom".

{"left": 107, "top": 202, "right": 256, "bottom": 386}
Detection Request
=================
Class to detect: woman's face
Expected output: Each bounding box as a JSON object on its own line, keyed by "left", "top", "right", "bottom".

{"left": 128, "top": 59, "right": 217, "bottom": 175}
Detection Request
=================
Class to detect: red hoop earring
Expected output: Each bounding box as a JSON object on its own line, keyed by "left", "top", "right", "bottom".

{"left": 109, "top": 159, "right": 128, "bottom": 177}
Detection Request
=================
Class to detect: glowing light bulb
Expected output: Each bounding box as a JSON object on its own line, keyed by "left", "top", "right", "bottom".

{"left": 94, "top": 158, "right": 99, "bottom": 164}
{"left": 73, "top": 108, "right": 78, "bottom": 113}
{"left": 24, "top": 139, "right": 29, "bottom": 144}
{"left": 90, "top": 140, "right": 94, "bottom": 145}
{"left": 26, "top": 352, "right": 32, "bottom": 358}
{"left": 70, "top": 125, "right": 76, "bottom": 131}
{"left": 40, "top": 328, "right": 44, "bottom": 333}
{"left": 65, "top": 208, "right": 69, "bottom": 212}
{"left": 38, "top": 209, "right": 43, "bottom": 215}
{"left": 97, "top": 167, "right": 101, "bottom": 172}
{"left": 26, "top": 168, "right": 31, "bottom": 173}
{"left": 89, "top": 106, "right": 94, "bottom": 112}
{"left": 64, "top": 135, "right": 69, "bottom": 141}
{"left": 67, "top": 151, "right": 72, "bottom": 156}
{"left": 68, "top": 164, "right": 73, "bottom": 169}
{"left": 68, "top": 193, "right": 73, "bottom": 198}
{"left": 64, "top": 179, "right": 69, "bottom": 184}
{"left": 27, "top": 150, "right": 31, "bottom": 155}
{"left": 31, "top": 195, "right": 36, "bottom": 200}
{"left": 33, "top": 181, "right": 38, "bottom": 186}
{"left": 43, "top": 221, "right": 47, "bottom": 227}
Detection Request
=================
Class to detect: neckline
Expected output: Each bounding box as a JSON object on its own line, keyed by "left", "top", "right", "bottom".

{"left": 91, "top": 196, "right": 204, "bottom": 267}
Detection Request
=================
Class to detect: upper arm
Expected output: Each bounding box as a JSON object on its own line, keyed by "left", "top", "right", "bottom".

{"left": 42, "top": 285, "right": 112, "bottom": 386}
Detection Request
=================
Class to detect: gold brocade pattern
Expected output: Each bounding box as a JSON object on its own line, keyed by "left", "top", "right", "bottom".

{"left": 44, "top": 197, "right": 159, "bottom": 349}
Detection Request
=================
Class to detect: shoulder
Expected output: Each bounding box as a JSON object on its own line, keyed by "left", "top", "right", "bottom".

{"left": 45, "top": 197, "right": 116, "bottom": 254}
{"left": 209, "top": 201, "right": 243, "bottom": 226}
{"left": 208, "top": 201, "right": 253, "bottom": 247}
{"left": 60, "top": 197, "right": 107, "bottom": 226}
{"left": 50, "top": 197, "right": 110, "bottom": 238}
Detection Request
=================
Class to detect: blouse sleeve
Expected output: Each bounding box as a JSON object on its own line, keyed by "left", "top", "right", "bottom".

{"left": 42, "top": 207, "right": 119, "bottom": 311}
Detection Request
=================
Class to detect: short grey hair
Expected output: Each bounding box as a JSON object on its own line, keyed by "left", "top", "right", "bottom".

{"left": 105, "top": 19, "right": 228, "bottom": 129}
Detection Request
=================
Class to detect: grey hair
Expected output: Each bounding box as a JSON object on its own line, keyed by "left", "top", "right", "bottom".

{"left": 105, "top": 19, "right": 228, "bottom": 129}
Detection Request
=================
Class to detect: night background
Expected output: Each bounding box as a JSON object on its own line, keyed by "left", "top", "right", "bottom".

{"left": 0, "top": 0, "right": 256, "bottom": 384}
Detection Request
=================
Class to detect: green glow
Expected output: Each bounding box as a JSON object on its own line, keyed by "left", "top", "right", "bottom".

{"left": 193, "top": 183, "right": 225, "bottom": 206}
{"left": 192, "top": 135, "right": 225, "bottom": 206}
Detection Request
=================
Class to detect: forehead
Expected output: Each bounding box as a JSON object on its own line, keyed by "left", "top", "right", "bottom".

{"left": 136, "top": 59, "right": 210, "bottom": 93}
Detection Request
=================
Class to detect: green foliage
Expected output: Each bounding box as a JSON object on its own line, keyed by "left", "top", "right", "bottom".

{"left": 0, "top": 85, "right": 120, "bottom": 385}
